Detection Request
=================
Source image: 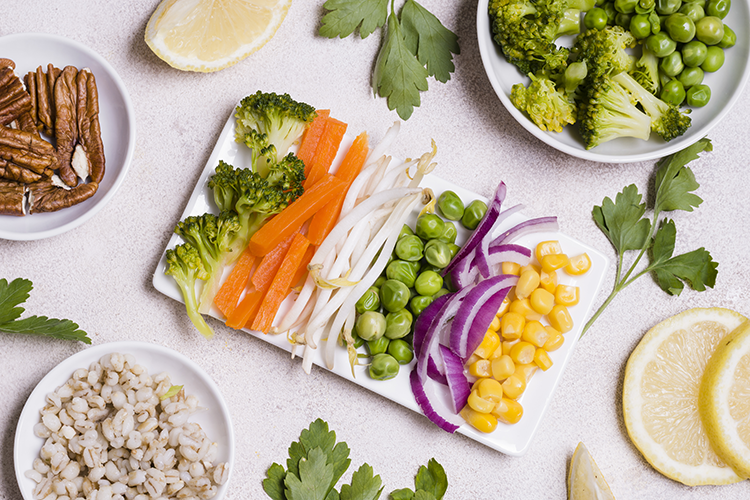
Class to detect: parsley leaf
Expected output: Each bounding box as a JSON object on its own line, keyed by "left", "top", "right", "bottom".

{"left": 414, "top": 459, "right": 447, "bottom": 499}
{"left": 652, "top": 220, "right": 717, "bottom": 295}
{"left": 285, "top": 447, "right": 336, "bottom": 500}
{"left": 319, "top": 0, "right": 388, "bottom": 39}
{"left": 339, "top": 464, "right": 383, "bottom": 500}
{"left": 592, "top": 184, "right": 651, "bottom": 254}
{"left": 400, "top": 0, "right": 460, "bottom": 83}
{"left": 0, "top": 278, "right": 91, "bottom": 343}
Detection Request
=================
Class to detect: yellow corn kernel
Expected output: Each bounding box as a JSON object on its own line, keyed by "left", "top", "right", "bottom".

{"left": 519, "top": 263, "right": 540, "bottom": 275}
{"left": 496, "top": 295, "right": 511, "bottom": 317}
{"left": 543, "top": 327, "right": 564, "bottom": 351}
{"left": 515, "top": 268, "right": 541, "bottom": 299}
{"left": 555, "top": 284, "right": 580, "bottom": 306}
{"left": 468, "top": 359, "right": 491, "bottom": 378}
{"left": 548, "top": 304, "right": 574, "bottom": 333}
{"left": 467, "top": 389, "right": 496, "bottom": 413}
{"left": 489, "top": 315, "right": 501, "bottom": 332}
{"left": 509, "top": 341, "right": 536, "bottom": 365}
{"left": 491, "top": 354, "right": 515, "bottom": 380}
{"left": 500, "top": 312, "right": 525, "bottom": 340}
{"left": 509, "top": 298, "right": 541, "bottom": 321}
{"left": 535, "top": 240, "right": 563, "bottom": 264}
{"left": 539, "top": 269, "right": 558, "bottom": 293}
{"left": 522, "top": 320, "right": 550, "bottom": 348}
{"left": 501, "top": 374, "right": 526, "bottom": 399}
{"left": 541, "top": 253, "right": 570, "bottom": 273}
{"left": 514, "top": 363, "right": 538, "bottom": 383}
{"left": 460, "top": 405, "right": 498, "bottom": 433}
{"left": 502, "top": 340, "right": 517, "bottom": 356}
{"left": 534, "top": 348, "right": 554, "bottom": 371}
{"left": 493, "top": 398, "right": 524, "bottom": 424}
{"left": 565, "top": 253, "right": 592, "bottom": 275}
{"left": 474, "top": 329, "right": 501, "bottom": 359}
{"left": 465, "top": 353, "right": 481, "bottom": 367}
{"left": 529, "top": 288, "right": 555, "bottom": 315}
{"left": 501, "top": 261, "right": 521, "bottom": 276}
{"left": 488, "top": 343, "right": 505, "bottom": 360}
{"left": 475, "top": 377, "right": 504, "bottom": 402}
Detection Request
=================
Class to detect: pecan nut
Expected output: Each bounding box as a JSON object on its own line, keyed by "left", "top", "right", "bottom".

{"left": 53, "top": 65, "right": 79, "bottom": 187}
{"left": 0, "top": 178, "right": 25, "bottom": 216}
{"left": 28, "top": 178, "right": 98, "bottom": 213}
{"left": 76, "top": 69, "right": 105, "bottom": 183}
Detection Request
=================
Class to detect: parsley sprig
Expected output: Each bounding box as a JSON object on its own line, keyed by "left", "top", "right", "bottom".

{"left": 583, "top": 138, "right": 718, "bottom": 336}
{"left": 0, "top": 278, "right": 91, "bottom": 343}
{"left": 263, "top": 419, "right": 448, "bottom": 500}
{"left": 320, "top": 0, "right": 460, "bottom": 120}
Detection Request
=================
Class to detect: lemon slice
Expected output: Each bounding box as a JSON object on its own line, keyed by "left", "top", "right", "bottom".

{"left": 567, "top": 442, "right": 616, "bottom": 500}
{"left": 700, "top": 320, "right": 750, "bottom": 478}
{"left": 145, "top": 0, "right": 291, "bottom": 72}
{"left": 622, "top": 307, "right": 747, "bottom": 486}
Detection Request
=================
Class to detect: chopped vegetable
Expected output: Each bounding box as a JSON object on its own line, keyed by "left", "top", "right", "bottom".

{"left": 303, "top": 116, "right": 348, "bottom": 188}
{"left": 165, "top": 243, "right": 215, "bottom": 339}
{"left": 296, "top": 109, "right": 330, "bottom": 168}
{"left": 213, "top": 246, "right": 256, "bottom": 317}
{"left": 251, "top": 233, "right": 297, "bottom": 294}
{"left": 226, "top": 290, "right": 263, "bottom": 330}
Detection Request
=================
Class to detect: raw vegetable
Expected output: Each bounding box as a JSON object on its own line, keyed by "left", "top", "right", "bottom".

{"left": 303, "top": 117, "right": 348, "bottom": 188}
{"left": 583, "top": 138, "right": 717, "bottom": 336}
{"left": 213, "top": 246, "right": 256, "bottom": 317}
{"left": 320, "top": 0, "right": 460, "bottom": 120}
{"left": 0, "top": 278, "right": 90, "bottom": 343}
{"left": 296, "top": 109, "right": 331, "bottom": 168}
{"left": 225, "top": 290, "right": 263, "bottom": 330}
{"left": 252, "top": 233, "right": 297, "bottom": 293}
{"left": 165, "top": 243, "right": 215, "bottom": 339}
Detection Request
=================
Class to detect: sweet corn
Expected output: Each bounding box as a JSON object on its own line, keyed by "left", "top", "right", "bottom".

{"left": 555, "top": 284, "right": 580, "bottom": 306}
{"left": 509, "top": 298, "right": 541, "bottom": 321}
{"left": 548, "top": 304, "right": 574, "bottom": 333}
{"left": 515, "top": 268, "right": 540, "bottom": 299}
{"left": 541, "top": 253, "right": 570, "bottom": 273}
{"left": 501, "top": 374, "right": 526, "bottom": 399}
{"left": 501, "top": 261, "right": 521, "bottom": 276}
{"left": 465, "top": 353, "right": 481, "bottom": 367}
{"left": 488, "top": 343, "right": 505, "bottom": 360}
{"left": 522, "top": 320, "right": 550, "bottom": 348}
{"left": 475, "top": 377, "right": 504, "bottom": 402}
{"left": 535, "top": 240, "right": 563, "bottom": 264}
{"left": 496, "top": 295, "right": 511, "bottom": 317}
{"left": 468, "top": 389, "right": 496, "bottom": 413}
{"left": 489, "top": 314, "right": 501, "bottom": 332}
{"left": 460, "top": 405, "right": 498, "bottom": 433}
{"left": 493, "top": 398, "right": 524, "bottom": 424}
{"left": 510, "top": 341, "right": 536, "bottom": 365}
{"left": 539, "top": 269, "right": 558, "bottom": 293}
{"left": 468, "top": 359, "right": 491, "bottom": 378}
{"left": 474, "top": 329, "right": 501, "bottom": 359}
{"left": 565, "top": 253, "right": 592, "bottom": 275}
{"left": 514, "top": 362, "right": 538, "bottom": 383}
{"left": 500, "top": 312, "right": 525, "bottom": 340}
{"left": 534, "top": 348, "right": 554, "bottom": 371}
{"left": 502, "top": 340, "right": 517, "bottom": 356}
{"left": 529, "top": 288, "right": 555, "bottom": 315}
{"left": 491, "top": 354, "right": 515, "bottom": 380}
{"left": 519, "top": 263, "right": 540, "bottom": 275}
{"left": 543, "top": 327, "right": 564, "bottom": 351}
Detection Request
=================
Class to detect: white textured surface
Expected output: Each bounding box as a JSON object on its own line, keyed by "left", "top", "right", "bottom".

{"left": 2, "top": 2, "right": 750, "bottom": 499}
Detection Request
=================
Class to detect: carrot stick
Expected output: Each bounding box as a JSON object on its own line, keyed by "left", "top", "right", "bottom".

{"left": 304, "top": 117, "right": 348, "bottom": 188}
{"left": 291, "top": 244, "right": 316, "bottom": 288}
{"left": 248, "top": 174, "right": 345, "bottom": 257}
{"left": 225, "top": 290, "right": 263, "bottom": 330}
{"left": 251, "top": 232, "right": 296, "bottom": 293}
{"left": 307, "top": 131, "right": 369, "bottom": 245}
{"left": 213, "top": 247, "right": 256, "bottom": 317}
{"left": 251, "top": 233, "right": 311, "bottom": 333}
{"left": 298, "top": 109, "right": 330, "bottom": 172}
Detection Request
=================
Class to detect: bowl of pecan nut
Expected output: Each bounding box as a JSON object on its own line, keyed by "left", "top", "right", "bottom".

{"left": 0, "top": 33, "right": 135, "bottom": 240}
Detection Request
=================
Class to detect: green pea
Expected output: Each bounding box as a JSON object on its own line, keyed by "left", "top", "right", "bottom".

{"left": 355, "top": 311, "right": 387, "bottom": 341}
{"left": 374, "top": 275, "right": 387, "bottom": 288}
{"left": 695, "top": 16, "right": 724, "bottom": 44}
{"left": 424, "top": 239, "right": 453, "bottom": 268}
{"left": 398, "top": 224, "right": 414, "bottom": 239}
{"left": 677, "top": 66, "right": 704, "bottom": 87}
{"left": 638, "top": 0, "right": 656, "bottom": 10}
{"left": 369, "top": 353, "right": 400, "bottom": 380}
{"left": 433, "top": 288, "right": 450, "bottom": 299}
{"left": 385, "top": 308, "right": 413, "bottom": 339}
{"left": 679, "top": 2, "right": 705, "bottom": 22}
{"left": 351, "top": 330, "right": 365, "bottom": 348}
{"left": 681, "top": 40, "right": 708, "bottom": 67}
{"left": 615, "top": 0, "right": 638, "bottom": 12}
{"left": 386, "top": 259, "right": 418, "bottom": 288}
{"left": 656, "top": 0, "right": 682, "bottom": 14}
{"left": 410, "top": 295, "right": 433, "bottom": 316}
{"left": 436, "top": 190, "right": 464, "bottom": 221}
{"left": 659, "top": 68, "right": 674, "bottom": 87}
{"left": 414, "top": 270, "right": 443, "bottom": 296}
{"left": 439, "top": 221, "right": 458, "bottom": 244}
{"left": 661, "top": 78, "right": 686, "bottom": 105}
{"left": 461, "top": 200, "right": 488, "bottom": 230}
{"left": 701, "top": 45, "right": 724, "bottom": 71}
{"left": 380, "top": 279, "right": 411, "bottom": 312}
{"left": 367, "top": 336, "right": 390, "bottom": 356}
{"left": 690, "top": 0, "right": 707, "bottom": 7}
{"left": 415, "top": 213, "right": 445, "bottom": 241}
{"left": 664, "top": 13, "right": 696, "bottom": 42}
{"left": 355, "top": 286, "right": 381, "bottom": 315}
{"left": 718, "top": 25, "right": 735, "bottom": 48}
{"left": 660, "top": 50, "right": 684, "bottom": 77}
{"left": 388, "top": 339, "right": 414, "bottom": 364}
{"left": 447, "top": 243, "right": 461, "bottom": 260}
{"left": 603, "top": 1, "right": 618, "bottom": 22}
{"left": 645, "top": 32, "right": 677, "bottom": 57}
{"left": 585, "top": 7, "right": 609, "bottom": 29}
{"left": 615, "top": 12, "right": 633, "bottom": 27}
{"left": 648, "top": 10, "right": 662, "bottom": 33}
{"left": 686, "top": 83, "right": 711, "bottom": 106}
{"left": 629, "top": 14, "right": 652, "bottom": 38}
{"left": 706, "top": 0, "right": 730, "bottom": 18}
{"left": 395, "top": 234, "right": 424, "bottom": 262}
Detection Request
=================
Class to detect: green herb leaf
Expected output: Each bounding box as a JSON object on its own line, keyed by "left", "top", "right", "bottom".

{"left": 414, "top": 459, "right": 447, "bottom": 500}
{"left": 263, "top": 463, "right": 288, "bottom": 500}
{"left": 390, "top": 488, "right": 415, "bottom": 500}
{"left": 592, "top": 184, "right": 651, "bottom": 254}
{"left": 654, "top": 138, "right": 711, "bottom": 215}
{"left": 160, "top": 385, "right": 183, "bottom": 400}
{"left": 285, "top": 447, "right": 336, "bottom": 500}
{"left": 400, "top": 0, "right": 460, "bottom": 83}
{"left": 374, "top": 11, "right": 430, "bottom": 120}
{"left": 0, "top": 277, "right": 31, "bottom": 324}
{"left": 413, "top": 491, "right": 437, "bottom": 500}
{"left": 319, "top": 0, "right": 388, "bottom": 39}
{"left": 339, "top": 463, "right": 383, "bottom": 500}
{"left": 651, "top": 219, "right": 717, "bottom": 295}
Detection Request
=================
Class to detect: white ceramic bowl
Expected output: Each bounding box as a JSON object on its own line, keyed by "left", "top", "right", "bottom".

{"left": 476, "top": 1, "right": 750, "bottom": 163}
{"left": 14, "top": 341, "right": 234, "bottom": 500}
{"left": 0, "top": 33, "right": 136, "bottom": 240}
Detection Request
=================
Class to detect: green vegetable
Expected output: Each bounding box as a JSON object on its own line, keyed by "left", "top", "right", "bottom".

{"left": 681, "top": 40, "right": 708, "bottom": 67}
{"left": 355, "top": 286, "right": 381, "bottom": 314}
{"left": 659, "top": 51, "right": 684, "bottom": 77}
{"left": 415, "top": 270, "right": 443, "bottom": 296}
{"left": 436, "top": 190, "right": 464, "bottom": 220}
{"left": 424, "top": 239, "right": 453, "bottom": 269}
{"left": 656, "top": 0, "right": 681, "bottom": 14}
{"left": 701, "top": 45, "right": 724, "bottom": 72}
{"left": 679, "top": 2, "right": 706, "bottom": 22}
{"left": 385, "top": 308, "right": 413, "bottom": 339}
{"left": 706, "top": 0, "right": 730, "bottom": 18}
{"left": 660, "top": 78, "right": 686, "bottom": 105}
{"left": 510, "top": 73, "right": 577, "bottom": 134}
{"left": 387, "top": 339, "right": 414, "bottom": 364}
{"left": 391, "top": 459, "right": 448, "bottom": 500}
{"left": 695, "top": 16, "right": 724, "bottom": 45}
{"left": 645, "top": 31, "right": 677, "bottom": 57}
{"left": 165, "top": 244, "right": 215, "bottom": 339}
{"left": 677, "top": 66, "right": 704, "bottom": 88}
{"left": 686, "top": 83, "right": 711, "bottom": 106}
{"left": 160, "top": 385, "right": 183, "bottom": 400}
{"left": 615, "top": 0, "right": 638, "bottom": 13}
{"left": 395, "top": 235, "right": 424, "bottom": 262}
{"left": 664, "top": 13, "right": 696, "bottom": 42}
{"left": 320, "top": 0, "right": 459, "bottom": 121}
{"left": 461, "top": 200, "right": 487, "bottom": 230}
{"left": 438, "top": 221, "right": 458, "bottom": 244}
{"left": 586, "top": 7, "right": 609, "bottom": 29}
{"left": 630, "top": 13, "right": 653, "bottom": 39}
{"left": 718, "top": 25, "right": 736, "bottom": 48}
{"left": 415, "top": 213, "right": 445, "bottom": 240}
{"left": 370, "top": 353, "right": 400, "bottom": 380}
{"left": 0, "top": 278, "right": 90, "bottom": 344}
{"left": 380, "top": 279, "right": 411, "bottom": 312}
{"left": 367, "top": 336, "right": 390, "bottom": 356}
{"left": 410, "top": 295, "right": 434, "bottom": 316}
{"left": 631, "top": 46, "right": 661, "bottom": 95}
{"left": 399, "top": 223, "right": 415, "bottom": 239}
{"left": 386, "top": 260, "right": 419, "bottom": 288}
{"left": 355, "top": 311, "right": 387, "bottom": 341}
{"left": 584, "top": 139, "right": 717, "bottom": 336}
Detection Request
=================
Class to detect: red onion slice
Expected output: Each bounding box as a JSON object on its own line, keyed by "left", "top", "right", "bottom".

{"left": 452, "top": 243, "right": 531, "bottom": 289}
{"left": 440, "top": 344, "right": 471, "bottom": 414}
{"left": 474, "top": 204, "right": 525, "bottom": 278}
{"left": 490, "top": 216, "right": 559, "bottom": 248}
{"left": 412, "top": 293, "right": 452, "bottom": 359}
{"left": 410, "top": 369, "right": 462, "bottom": 433}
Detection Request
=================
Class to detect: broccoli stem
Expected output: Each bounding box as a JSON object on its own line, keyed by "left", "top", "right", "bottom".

{"left": 174, "top": 280, "right": 215, "bottom": 339}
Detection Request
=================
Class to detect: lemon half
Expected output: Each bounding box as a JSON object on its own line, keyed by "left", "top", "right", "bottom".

{"left": 145, "top": 0, "right": 291, "bottom": 72}
{"left": 622, "top": 307, "right": 747, "bottom": 486}
{"left": 568, "top": 442, "right": 616, "bottom": 500}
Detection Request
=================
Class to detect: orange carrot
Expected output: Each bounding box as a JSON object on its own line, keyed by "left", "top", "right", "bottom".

{"left": 251, "top": 233, "right": 311, "bottom": 333}
{"left": 298, "top": 109, "right": 330, "bottom": 172}
{"left": 291, "top": 244, "right": 316, "bottom": 288}
{"left": 248, "top": 174, "right": 345, "bottom": 257}
{"left": 225, "top": 291, "right": 263, "bottom": 330}
{"left": 307, "top": 131, "right": 369, "bottom": 245}
{"left": 251, "top": 232, "right": 296, "bottom": 293}
{"left": 304, "top": 117, "right": 348, "bottom": 188}
{"left": 213, "top": 247, "right": 256, "bottom": 317}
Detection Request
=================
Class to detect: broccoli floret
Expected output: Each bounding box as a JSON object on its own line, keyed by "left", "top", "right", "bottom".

{"left": 570, "top": 25, "right": 636, "bottom": 83}
{"left": 630, "top": 47, "right": 660, "bottom": 96}
{"left": 234, "top": 91, "right": 317, "bottom": 177}
{"left": 577, "top": 75, "right": 652, "bottom": 149}
{"left": 511, "top": 73, "right": 577, "bottom": 132}
{"left": 165, "top": 243, "right": 214, "bottom": 339}
{"left": 613, "top": 72, "right": 691, "bottom": 141}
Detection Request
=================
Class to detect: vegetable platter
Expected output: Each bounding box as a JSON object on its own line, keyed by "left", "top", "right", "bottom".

{"left": 152, "top": 107, "right": 610, "bottom": 456}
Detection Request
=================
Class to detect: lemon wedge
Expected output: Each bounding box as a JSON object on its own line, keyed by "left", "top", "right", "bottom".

{"left": 145, "top": 0, "right": 291, "bottom": 72}
{"left": 622, "top": 307, "right": 747, "bottom": 486}
{"left": 568, "top": 442, "right": 616, "bottom": 500}
{"left": 700, "top": 320, "right": 750, "bottom": 478}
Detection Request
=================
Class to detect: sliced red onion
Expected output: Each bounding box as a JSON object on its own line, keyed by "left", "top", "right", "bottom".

{"left": 440, "top": 344, "right": 471, "bottom": 414}
{"left": 412, "top": 293, "right": 452, "bottom": 359}
{"left": 422, "top": 290, "right": 469, "bottom": 383}
{"left": 490, "top": 216, "right": 559, "bottom": 248}
{"left": 474, "top": 203, "right": 525, "bottom": 278}
{"left": 452, "top": 243, "right": 531, "bottom": 289}
{"left": 410, "top": 369, "right": 461, "bottom": 433}
{"left": 427, "top": 357, "right": 448, "bottom": 385}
